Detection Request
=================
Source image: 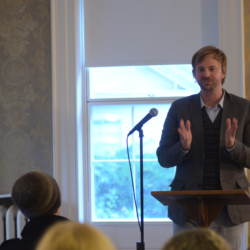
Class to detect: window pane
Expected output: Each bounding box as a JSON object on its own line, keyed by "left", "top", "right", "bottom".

{"left": 90, "top": 104, "right": 176, "bottom": 221}
{"left": 89, "top": 65, "right": 199, "bottom": 99}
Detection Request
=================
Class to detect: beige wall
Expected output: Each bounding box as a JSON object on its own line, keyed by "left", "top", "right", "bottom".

{"left": 244, "top": 0, "right": 250, "bottom": 247}
{"left": 245, "top": 0, "right": 250, "bottom": 100}
{"left": 0, "top": 0, "right": 52, "bottom": 194}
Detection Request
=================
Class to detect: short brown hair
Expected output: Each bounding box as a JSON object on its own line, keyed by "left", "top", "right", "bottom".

{"left": 12, "top": 171, "right": 61, "bottom": 218}
{"left": 192, "top": 46, "right": 227, "bottom": 83}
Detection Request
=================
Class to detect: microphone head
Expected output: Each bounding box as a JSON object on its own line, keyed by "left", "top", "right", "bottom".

{"left": 149, "top": 108, "right": 158, "bottom": 117}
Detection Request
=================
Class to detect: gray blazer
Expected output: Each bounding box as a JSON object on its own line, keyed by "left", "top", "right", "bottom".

{"left": 157, "top": 91, "right": 250, "bottom": 225}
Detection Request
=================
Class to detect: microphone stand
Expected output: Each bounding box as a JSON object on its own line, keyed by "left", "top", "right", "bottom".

{"left": 136, "top": 128, "right": 145, "bottom": 250}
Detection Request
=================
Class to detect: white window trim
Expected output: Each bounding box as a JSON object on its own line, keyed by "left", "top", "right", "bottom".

{"left": 50, "top": 0, "right": 85, "bottom": 220}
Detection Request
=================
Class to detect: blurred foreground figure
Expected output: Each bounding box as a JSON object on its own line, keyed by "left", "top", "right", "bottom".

{"left": 162, "top": 228, "right": 231, "bottom": 250}
{"left": 0, "top": 171, "right": 68, "bottom": 250}
{"left": 36, "top": 221, "right": 117, "bottom": 250}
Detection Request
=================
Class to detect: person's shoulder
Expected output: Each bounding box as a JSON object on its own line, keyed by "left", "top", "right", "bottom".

{"left": 172, "top": 93, "right": 199, "bottom": 106}
{"left": 29, "top": 214, "right": 69, "bottom": 227}
{"left": 0, "top": 238, "right": 23, "bottom": 250}
{"left": 225, "top": 92, "right": 250, "bottom": 106}
{"left": 52, "top": 214, "right": 69, "bottom": 222}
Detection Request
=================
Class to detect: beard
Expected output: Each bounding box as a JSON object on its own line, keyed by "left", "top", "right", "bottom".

{"left": 197, "top": 78, "right": 216, "bottom": 91}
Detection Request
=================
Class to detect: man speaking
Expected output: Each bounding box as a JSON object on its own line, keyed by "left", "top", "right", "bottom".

{"left": 157, "top": 46, "right": 250, "bottom": 250}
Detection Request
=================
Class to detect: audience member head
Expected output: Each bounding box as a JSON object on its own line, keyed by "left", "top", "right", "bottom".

{"left": 162, "top": 228, "right": 231, "bottom": 250}
{"left": 11, "top": 171, "right": 61, "bottom": 219}
{"left": 36, "top": 221, "right": 116, "bottom": 250}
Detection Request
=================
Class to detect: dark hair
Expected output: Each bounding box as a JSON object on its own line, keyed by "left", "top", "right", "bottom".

{"left": 11, "top": 171, "right": 61, "bottom": 218}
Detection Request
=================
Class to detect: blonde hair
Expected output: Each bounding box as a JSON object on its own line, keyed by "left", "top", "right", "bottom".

{"left": 36, "top": 221, "right": 116, "bottom": 250}
{"left": 162, "top": 228, "right": 231, "bottom": 250}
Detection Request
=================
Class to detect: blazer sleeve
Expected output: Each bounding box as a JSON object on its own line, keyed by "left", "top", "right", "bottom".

{"left": 223, "top": 96, "right": 250, "bottom": 168}
{"left": 156, "top": 102, "right": 190, "bottom": 167}
{"left": 226, "top": 122, "right": 250, "bottom": 168}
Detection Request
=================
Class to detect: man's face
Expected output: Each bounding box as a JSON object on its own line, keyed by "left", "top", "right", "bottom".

{"left": 193, "top": 55, "right": 225, "bottom": 92}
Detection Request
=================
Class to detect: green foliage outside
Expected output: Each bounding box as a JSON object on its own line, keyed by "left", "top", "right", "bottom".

{"left": 93, "top": 157, "right": 176, "bottom": 220}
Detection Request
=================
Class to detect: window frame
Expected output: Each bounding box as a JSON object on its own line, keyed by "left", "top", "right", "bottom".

{"left": 85, "top": 67, "right": 194, "bottom": 222}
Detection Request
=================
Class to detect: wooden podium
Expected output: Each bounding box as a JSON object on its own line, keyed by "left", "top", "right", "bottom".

{"left": 151, "top": 189, "right": 250, "bottom": 227}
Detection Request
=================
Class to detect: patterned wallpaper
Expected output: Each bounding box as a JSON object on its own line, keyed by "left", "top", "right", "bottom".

{"left": 0, "top": 0, "right": 52, "bottom": 194}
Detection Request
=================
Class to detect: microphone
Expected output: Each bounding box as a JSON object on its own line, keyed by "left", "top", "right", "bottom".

{"left": 128, "top": 108, "right": 158, "bottom": 136}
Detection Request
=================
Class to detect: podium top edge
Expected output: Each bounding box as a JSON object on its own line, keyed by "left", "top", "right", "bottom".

{"left": 151, "top": 189, "right": 247, "bottom": 196}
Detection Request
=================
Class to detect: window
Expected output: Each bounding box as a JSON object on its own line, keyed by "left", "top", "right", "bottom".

{"left": 51, "top": 1, "right": 245, "bottom": 248}
{"left": 88, "top": 65, "right": 199, "bottom": 221}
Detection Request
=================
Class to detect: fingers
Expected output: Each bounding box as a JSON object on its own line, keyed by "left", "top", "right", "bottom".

{"left": 179, "top": 119, "right": 191, "bottom": 130}
{"left": 225, "top": 117, "right": 238, "bottom": 148}
{"left": 226, "top": 117, "right": 238, "bottom": 127}
{"left": 232, "top": 117, "right": 238, "bottom": 130}
{"left": 226, "top": 118, "right": 231, "bottom": 130}
{"left": 186, "top": 120, "right": 191, "bottom": 131}
{"left": 179, "top": 119, "right": 185, "bottom": 131}
{"left": 226, "top": 117, "right": 238, "bottom": 134}
{"left": 178, "top": 119, "right": 191, "bottom": 137}
{"left": 178, "top": 119, "right": 192, "bottom": 151}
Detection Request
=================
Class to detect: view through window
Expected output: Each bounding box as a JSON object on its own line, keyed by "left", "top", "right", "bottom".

{"left": 88, "top": 65, "right": 199, "bottom": 221}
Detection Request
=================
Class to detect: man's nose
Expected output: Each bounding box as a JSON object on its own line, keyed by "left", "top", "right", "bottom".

{"left": 202, "top": 69, "right": 210, "bottom": 77}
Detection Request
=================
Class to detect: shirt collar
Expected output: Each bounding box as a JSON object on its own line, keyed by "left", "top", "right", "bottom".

{"left": 200, "top": 90, "right": 224, "bottom": 109}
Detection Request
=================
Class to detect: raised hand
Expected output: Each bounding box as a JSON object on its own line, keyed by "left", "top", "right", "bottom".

{"left": 177, "top": 119, "right": 192, "bottom": 151}
{"left": 225, "top": 118, "right": 238, "bottom": 148}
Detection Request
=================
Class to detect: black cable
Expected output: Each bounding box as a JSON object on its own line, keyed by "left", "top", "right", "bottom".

{"left": 126, "top": 135, "right": 141, "bottom": 231}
